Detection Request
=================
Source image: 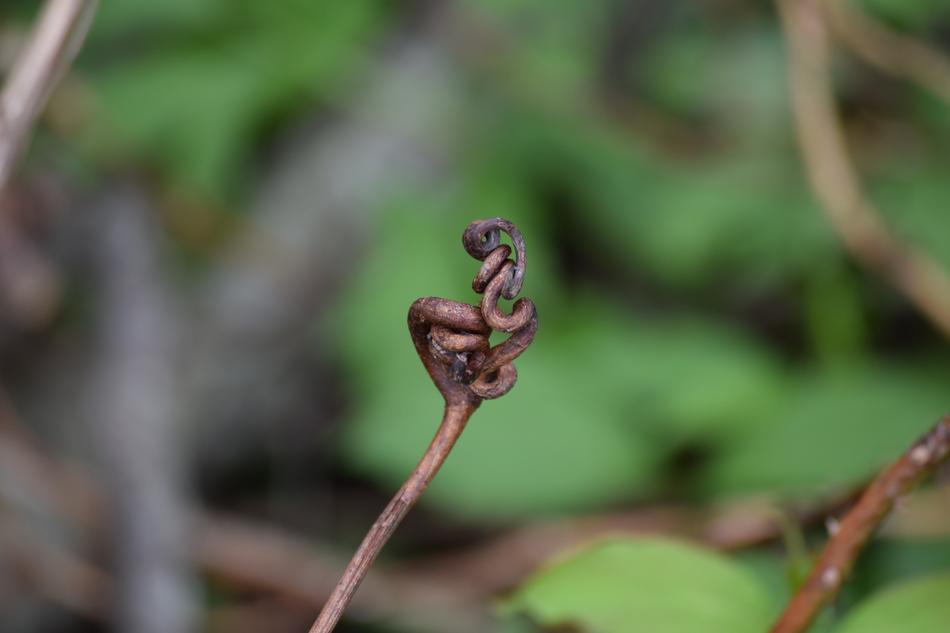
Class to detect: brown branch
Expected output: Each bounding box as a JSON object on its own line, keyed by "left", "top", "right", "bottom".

{"left": 770, "top": 415, "right": 950, "bottom": 633}
{"left": 0, "top": 400, "right": 849, "bottom": 619}
{"left": 0, "top": 386, "right": 868, "bottom": 630}
{"left": 307, "top": 403, "right": 476, "bottom": 632}
{"left": 824, "top": 0, "right": 950, "bottom": 105}
{"left": 403, "top": 492, "right": 858, "bottom": 597}
{"left": 0, "top": 0, "right": 96, "bottom": 195}
{"left": 309, "top": 218, "right": 538, "bottom": 632}
{"left": 777, "top": 0, "right": 950, "bottom": 341}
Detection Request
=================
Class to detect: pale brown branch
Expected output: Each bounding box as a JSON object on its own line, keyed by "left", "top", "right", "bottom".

{"left": 777, "top": 0, "right": 950, "bottom": 341}
{"left": 0, "top": 0, "right": 96, "bottom": 195}
{"left": 770, "top": 416, "right": 950, "bottom": 633}
{"left": 824, "top": 0, "right": 950, "bottom": 105}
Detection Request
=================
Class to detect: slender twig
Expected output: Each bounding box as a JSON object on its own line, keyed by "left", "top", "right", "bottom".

{"left": 307, "top": 402, "right": 476, "bottom": 631}
{"left": 308, "top": 218, "right": 538, "bottom": 633}
{"left": 90, "top": 185, "right": 195, "bottom": 633}
{"left": 0, "top": 0, "right": 97, "bottom": 195}
{"left": 777, "top": 0, "right": 950, "bottom": 341}
{"left": 770, "top": 416, "right": 950, "bottom": 633}
{"left": 824, "top": 0, "right": 950, "bottom": 105}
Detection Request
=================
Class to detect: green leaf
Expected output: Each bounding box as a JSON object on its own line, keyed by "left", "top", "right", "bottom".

{"left": 568, "top": 300, "right": 785, "bottom": 443}
{"left": 707, "top": 363, "right": 949, "bottom": 495}
{"left": 92, "top": 0, "right": 219, "bottom": 37}
{"left": 465, "top": 0, "right": 608, "bottom": 101}
{"left": 505, "top": 537, "right": 776, "bottom": 633}
{"left": 84, "top": 0, "right": 386, "bottom": 197}
{"left": 835, "top": 573, "right": 950, "bottom": 633}
{"left": 871, "top": 164, "right": 950, "bottom": 271}
{"left": 91, "top": 50, "right": 264, "bottom": 195}
{"left": 850, "top": 538, "right": 950, "bottom": 600}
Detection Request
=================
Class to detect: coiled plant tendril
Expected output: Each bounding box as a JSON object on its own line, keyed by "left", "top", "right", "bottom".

{"left": 309, "top": 218, "right": 537, "bottom": 633}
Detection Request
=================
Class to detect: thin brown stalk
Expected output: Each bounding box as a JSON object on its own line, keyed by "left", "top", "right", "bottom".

{"left": 770, "top": 416, "right": 950, "bottom": 633}
{"left": 308, "top": 403, "right": 476, "bottom": 632}
{"left": 824, "top": 0, "right": 950, "bottom": 105}
{"left": 777, "top": 0, "right": 950, "bottom": 341}
{"left": 0, "top": 0, "right": 97, "bottom": 194}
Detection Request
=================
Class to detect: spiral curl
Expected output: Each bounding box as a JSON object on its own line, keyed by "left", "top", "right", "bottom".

{"left": 408, "top": 218, "right": 538, "bottom": 404}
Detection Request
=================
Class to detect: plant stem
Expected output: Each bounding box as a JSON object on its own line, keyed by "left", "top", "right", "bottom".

{"left": 308, "top": 401, "right": 477, "bottom": 633}
{"left": 0, "top": 0, "right": 97, "bottom": 194}
{"left": 770, "top": 416, "right": 950, "bottom": 633}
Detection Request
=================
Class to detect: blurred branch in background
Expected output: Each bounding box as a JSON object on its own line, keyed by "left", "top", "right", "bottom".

{"left": 824, "top": 0, "right": 950, "bottom": 106}
{"left": 0, "top": 0, "right": 96, "bottom": 195}
{"left": 779, "top": 0, "right": 950, "bottom": 341}
{"left": 90, "top": 185, "right": 195, "bottom": 633}
{"left": 0, "top": 390, "right": 108, "bottom": 626}
{"left": 2, "top": 374, "right": 879, "bottom": 633}
{"left": 770, "top": 415, "right": 950, "bottom": 633}
{"left": 0, "top": 190, "right": 61, "bottom": 329}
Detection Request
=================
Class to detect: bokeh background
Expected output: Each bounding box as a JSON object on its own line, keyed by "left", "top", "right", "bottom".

{"left": 1, "top": 0, "right": 949, "bottom": 631}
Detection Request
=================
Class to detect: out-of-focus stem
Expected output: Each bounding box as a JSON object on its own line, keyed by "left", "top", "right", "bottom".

{"left": 0, "top": 0, "right": 97, "bottom": 194}
{"left": 778, "top": 0, "right": 950, "bottom": 341}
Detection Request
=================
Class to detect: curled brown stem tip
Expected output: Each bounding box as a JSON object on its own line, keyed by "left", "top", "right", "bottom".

{"left": 308, "top": 218, "right": 537, "bottom": 633}
{"left": 770, "top": 415, "right": 950, "bottom": 633}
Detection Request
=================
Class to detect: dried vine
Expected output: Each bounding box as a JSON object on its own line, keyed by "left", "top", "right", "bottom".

{"left": 308, "top": 217, "right": 538, "bottom": 633}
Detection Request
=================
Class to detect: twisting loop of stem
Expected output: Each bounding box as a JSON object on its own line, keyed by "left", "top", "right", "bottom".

{"left": 308, "top": 218, "right": 537, "bottom": 633}
{"left": 413, "top": 217, "right": 538, "bottom": 404}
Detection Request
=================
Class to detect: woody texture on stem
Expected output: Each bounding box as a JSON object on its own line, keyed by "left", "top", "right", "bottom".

{"left": 308, "top": 217, "right": 538, "bottom": 633}
{"left": 770, "top": 415, "right": 950, "bottom": 633}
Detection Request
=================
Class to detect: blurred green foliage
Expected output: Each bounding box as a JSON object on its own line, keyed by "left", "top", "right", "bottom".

{"left": 7, "top": 0, "right": 950, "bottom": 628}
{"left": 855, "top": 0, "right": 948, "bottom": 29}
{"left": 65, "top": 0, "right": 949, "bottom": 540}
{"left": 82, "top": 0, "right": 389, "bottom": 196}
